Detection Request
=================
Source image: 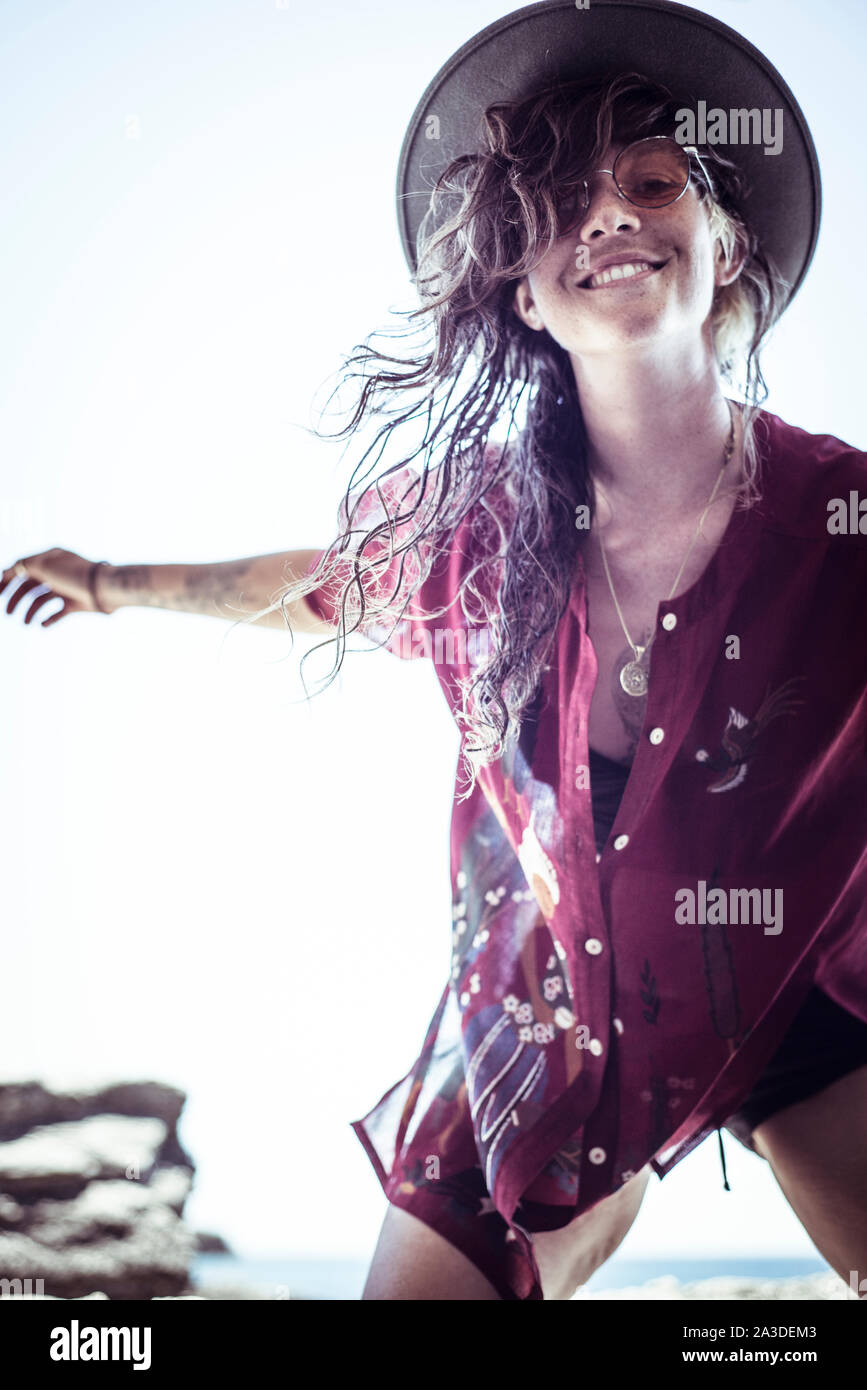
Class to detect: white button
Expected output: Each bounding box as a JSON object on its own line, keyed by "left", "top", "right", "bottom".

{"left": 613, "top": 1017, "right": 624, "bottom": 1034}
{"left": 584, "top": 938, "right": 603, "bottom": 956}
{"left": 662, "top": 612, "right": 677, "bottom": 631}
{"left": 588, "top": 1146, "right": 606, "bottom": 1164}
{"left": 595, "top": 851, "right": 602, "bottom": 864}
{"left": 588, "top": 1038, "right": 604, "bottom": 1056}
{"left": 613, "top": 834, "right": 629, "bottom": 851}
{"left": 649, "top": 727, "right": 665, "bottom": 745}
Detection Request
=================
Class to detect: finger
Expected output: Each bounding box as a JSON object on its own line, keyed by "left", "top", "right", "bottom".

{"left": 23, "top": 590, "right": 67, "bottom": 626}
{"left": 4, "top": 577, "right": 46, "bottom": 616}
{"left": 40, "top": 601, "right": 77, "bottom": 628}
{"left": 0, "top": 564, "right": 32, "bottom": 598}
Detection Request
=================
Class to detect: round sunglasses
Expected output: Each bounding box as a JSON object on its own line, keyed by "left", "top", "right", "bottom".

{"left": 554, "top": 135, "right": 716, "bottom": 236}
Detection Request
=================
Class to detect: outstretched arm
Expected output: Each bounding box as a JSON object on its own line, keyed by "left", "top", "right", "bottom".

{"left": 1, "top": 548, "right": 333, "bottom": 633}
{"left": 97, "top": 551, "right": 332, "bottom": 632}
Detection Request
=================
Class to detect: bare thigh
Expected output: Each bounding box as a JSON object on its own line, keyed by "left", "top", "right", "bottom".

{"left": 361, "top": 1204, "right": 500, "bottom": 1299}
{"left": 531, "top": 1164, "right": 651, "bottom": 1300}
{"left": 360, "top": 1166, "right": 651, "bottom": 1301}
{"left": 752, "top": 1063, "right": 867, "bottom": 1293}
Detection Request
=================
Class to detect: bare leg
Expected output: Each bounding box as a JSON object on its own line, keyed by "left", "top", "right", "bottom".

{"left": 360, "top": 1165, "right": 651, "bottom": 1300}
{"left": 752, "top": 1064, "right": 867, "bottom": 1294}
{"left": 361, "top": 1204, "right": 500, "bottom": 1299}
{"left": 531, "top": 1164, "right": 651, "bottom": 1300}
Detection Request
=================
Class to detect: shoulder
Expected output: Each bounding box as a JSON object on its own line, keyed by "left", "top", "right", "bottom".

{"left": 338, "top": 436, "right": 519, "bottom": 545}
{"left": 756, "top": 409, "right": 867, "bottom": 539}
{"left": 334, "top": 438, "right": 520, "bottom": 622}
{"left": 337, "top": 463, "right": 431, "bottom": 537}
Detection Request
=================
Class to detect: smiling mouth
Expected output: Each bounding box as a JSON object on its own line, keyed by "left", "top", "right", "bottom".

{"left": 578, "top": 259, "right": 666, "bottom": 290}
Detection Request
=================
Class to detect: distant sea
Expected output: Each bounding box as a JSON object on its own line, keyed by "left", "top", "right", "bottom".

{"left": 191, "top": 1254, "right": 831, "bottom": 1301}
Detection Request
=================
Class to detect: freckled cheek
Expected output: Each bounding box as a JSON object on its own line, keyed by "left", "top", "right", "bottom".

{"left": 532, "top": 289, "right": 587, "bottom": 350}
{"left": 531, "top": 257, "right": 571, "bottom": 296}
{"left": 672, "top": 255, "right": 713, "bottom": 303}
{"left": 529, "top": 278, "right": 572, "bottom": 327}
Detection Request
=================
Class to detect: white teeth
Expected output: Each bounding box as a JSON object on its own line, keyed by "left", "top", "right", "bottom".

{"left": 585, "top": 261, "right": 657, "bottom": 288}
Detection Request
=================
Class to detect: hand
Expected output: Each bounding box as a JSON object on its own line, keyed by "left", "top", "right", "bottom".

{"left": 0, "top": 549, "right": 116, "bottom": 627}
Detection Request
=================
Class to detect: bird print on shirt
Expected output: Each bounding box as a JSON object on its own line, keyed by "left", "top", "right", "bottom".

{"left": 695, "top": 677, "right": 805, "bottom": 792}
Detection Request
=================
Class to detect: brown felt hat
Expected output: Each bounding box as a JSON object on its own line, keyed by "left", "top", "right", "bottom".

{"left": 395, "top": 0, "right": 821, "bottom": 308}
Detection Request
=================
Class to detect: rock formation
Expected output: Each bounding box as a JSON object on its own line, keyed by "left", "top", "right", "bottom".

{"left": 0, "top": 1079, "right": 209, "bottom": 1300}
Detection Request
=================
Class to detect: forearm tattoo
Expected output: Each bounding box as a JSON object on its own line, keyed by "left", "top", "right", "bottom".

{"left": 111, "top": 560, "right": 256, "bottom": 615}
{"left": 181, "top": 560, "right": 255, "bottom": 615}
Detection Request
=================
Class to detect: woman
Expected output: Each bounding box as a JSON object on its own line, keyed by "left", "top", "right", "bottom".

{"left": 4, "top": 2, "right": 867, "bottom": 1300}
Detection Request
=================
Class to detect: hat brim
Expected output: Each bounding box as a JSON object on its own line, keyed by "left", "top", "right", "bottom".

{"left": 396, "top": 0, "right": 821, "bottom": 307}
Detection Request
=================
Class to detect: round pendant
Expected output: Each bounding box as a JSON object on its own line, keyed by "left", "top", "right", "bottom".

{"left": 620, "top": 661, "right": 648, "bottom": 697}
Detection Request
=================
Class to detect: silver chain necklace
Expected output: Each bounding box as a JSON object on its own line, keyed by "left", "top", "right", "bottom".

{"left": 596, "top": 401, "right": 737, "bottom": 698}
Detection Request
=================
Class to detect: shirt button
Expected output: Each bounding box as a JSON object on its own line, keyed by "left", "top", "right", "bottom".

{"left": 649, "top": 727, "right": 665, "bottom": 745}
{"left": 588, "top": 1038, "right": 604, "bottom": 1056}
{"left": 595, "top": 851, "right": 602, "bottom": 864}
{"left": 662, "top": 612, "right": 677, "bottom": 631}
{"left": 588, "top": 1146, "right": 607, "bottom": 1164}
{"left": 613, "top": 834, "right": 629, "bottom": 851}
{"left": 613, "top": 1016, "right": 624, "bottom": 1034}
{"left": 584, "top": 938, "right": 603, "bottom": 955}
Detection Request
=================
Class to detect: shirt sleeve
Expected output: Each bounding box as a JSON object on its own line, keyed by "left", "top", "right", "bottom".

{"left": 302, "top": 464, "right": 435, "bottom": 659}
{"left": 303, "top": 442, "right": 515, "bottom": 661}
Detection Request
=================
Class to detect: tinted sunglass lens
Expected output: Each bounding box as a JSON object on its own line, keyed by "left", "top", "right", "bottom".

{"left": 553, "top": 140, "right": 690, "bottom": 233}
{"left": 615, "top": 140, "right": 689, "bottom": 206}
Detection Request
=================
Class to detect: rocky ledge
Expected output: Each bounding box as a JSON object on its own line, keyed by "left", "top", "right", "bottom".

{"left": 0, "top": 1079, "right": 221, "bottom": 1300}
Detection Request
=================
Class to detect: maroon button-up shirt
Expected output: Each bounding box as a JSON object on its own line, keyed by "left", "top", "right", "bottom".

{"left": 305, "top": 408, "right": 867, "bottom": 1300}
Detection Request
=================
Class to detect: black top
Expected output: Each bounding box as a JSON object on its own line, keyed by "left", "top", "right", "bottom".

{"left": 588, "top": 746, "right": 632, "bottom": 855}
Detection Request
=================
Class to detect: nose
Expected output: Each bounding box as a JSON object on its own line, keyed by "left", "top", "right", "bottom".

{"left": 575, "top": 170, "right": 643, "bottom": 244}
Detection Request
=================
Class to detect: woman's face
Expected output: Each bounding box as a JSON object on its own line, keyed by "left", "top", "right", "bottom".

{"left": 512, "top": 140, "right": 743, "bottom": 360}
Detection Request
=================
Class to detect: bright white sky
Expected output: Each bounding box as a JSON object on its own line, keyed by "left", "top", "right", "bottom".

{"left": 1, "top": 0, "right": 864, "bottom": 1266}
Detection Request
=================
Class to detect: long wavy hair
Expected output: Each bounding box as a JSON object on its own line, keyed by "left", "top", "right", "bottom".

{"left": 242, "top": 72, "right": 790, "bottom": 802}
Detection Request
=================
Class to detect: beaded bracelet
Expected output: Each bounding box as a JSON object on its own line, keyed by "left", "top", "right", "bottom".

{"left": 88, "top": 560, "right": 111, "bottom": 613}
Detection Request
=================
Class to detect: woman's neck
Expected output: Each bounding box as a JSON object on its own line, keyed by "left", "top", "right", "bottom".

{"left": 571, "top": 347, "right": 743, "bottom": 530}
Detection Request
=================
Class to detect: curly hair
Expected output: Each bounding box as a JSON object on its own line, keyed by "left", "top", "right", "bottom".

{"left": 240, "top": 71, "right": 790, "bottom": 803}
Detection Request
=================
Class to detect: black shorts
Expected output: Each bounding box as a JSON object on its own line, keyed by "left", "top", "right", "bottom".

{"left": 724, "top": 986, "right": 867, "bottom": 1150}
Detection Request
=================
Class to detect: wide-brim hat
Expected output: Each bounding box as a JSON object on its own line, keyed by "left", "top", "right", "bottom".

{"left": 396, "top": 0, "right": 821, "bottom": 308}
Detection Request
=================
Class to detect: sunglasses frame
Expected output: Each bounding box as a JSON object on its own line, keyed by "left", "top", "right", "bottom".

{"left": 556, "top": 135, "right": 716, "bottom": 235}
